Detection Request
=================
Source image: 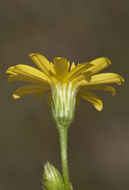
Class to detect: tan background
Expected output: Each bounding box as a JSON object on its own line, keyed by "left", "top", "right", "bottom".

{"left": 0, "top": 0, "right": 129, "bottom": 190}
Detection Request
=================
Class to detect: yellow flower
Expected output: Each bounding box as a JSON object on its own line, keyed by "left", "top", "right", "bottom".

{"left": 6, "top": 53, "right": 125, "bottom": 190}
{"left": 6, "top": 53, "right": 124, "bottom": 112}
{"left": 6, "top": 53, "right": 124, "bottom": 127}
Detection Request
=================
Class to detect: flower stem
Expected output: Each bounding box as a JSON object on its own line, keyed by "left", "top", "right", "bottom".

{"left": 58, "top": 126, "right": 71, "bottom": 190}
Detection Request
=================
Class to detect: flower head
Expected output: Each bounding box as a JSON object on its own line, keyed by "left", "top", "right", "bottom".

{"left": 6, "top": 53, "right": 124, "bottom": 126}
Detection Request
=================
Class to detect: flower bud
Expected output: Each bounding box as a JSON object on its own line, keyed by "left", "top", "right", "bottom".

{"left": 42, "top": 162, "right": 65, "bottom": 190}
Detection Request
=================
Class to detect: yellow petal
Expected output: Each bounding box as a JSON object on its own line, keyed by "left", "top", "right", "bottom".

{"left": 13, "top": 85, "right": 48, "bottom": 99}
{"left": 6, "top": 66, "right": 16, "bottom": 75}
{"left": 90, "top": 57, "right": 111, "bottom": 66}
{"left": 8, "top": 64, "right": 51, "bottom": 85}
{"left": 68, "top": 62, "right": 93, "bottom": 80}
{"left": 90, "top": 57, "right": 111, "bottom": 71}
{"left": 70, "top": 62, "right": 75, "bottom": 71}
{"left": 8, "top": 74, "right": 43, "bottom": 84}
{"left": 79, "top": 90, "right": 103, "bottom": 111}
{"left": 29, "top": 53, "right": 55, "bottom": 75}
{"left": 53, "top": 57, "right": 69, "bottom": 80}
{"left": 80, "top": 85, "right": 116, "bottom": 96}
{"left": 80, "top": 73, "right": 124, "bottom": 87}
{"left": 68, "top": 57, "right": 111, "bottom": 81}
{"left": 80, "top": 57, "right": 111, "bottom": 80}
{"left": 68, "top": 61, "right": 70, "bottom": 70}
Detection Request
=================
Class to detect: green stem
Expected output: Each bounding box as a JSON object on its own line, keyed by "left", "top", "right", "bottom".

{"left": 58, "top": 126, "right": 71, "bottom": 190}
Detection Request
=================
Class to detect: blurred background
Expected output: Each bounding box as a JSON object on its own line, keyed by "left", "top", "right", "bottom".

{"left": 0, "top": 0, "right": 128, "bottom": 190}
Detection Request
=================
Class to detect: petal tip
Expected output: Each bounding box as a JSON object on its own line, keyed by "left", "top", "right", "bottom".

{"left": 112, "top": 91, "right": 116, "bottom": 96}
{"left": 6, "top": 70, "right": 9, "bottom": 74}
{"left": 29, "top": 53, "right": 42, "bottom": 58}
{"left": 95, "top": 99, "right": 103, "bottom": 111}
{"left": 106, "top": 58, "right": 112, "bottom": 65}
{"left": 121, "top": 77, "right": 125, "bottom": 83}
{"left": 96, "top": 103, "right": 103, "bottom": 111}
{"left": 117, "top": 76, "right": 125, "bottom": 85}
{"left": 6, "top": 66, "right": 15, "bottom": 74}
{"left": 29, "top": 53, "right": 37, "bottom": 57}
{"left": 111, "top": 88, "right": 116, "bottom": 96}
{"left": 13, "top": 93, "right": 20, "bottom": 99}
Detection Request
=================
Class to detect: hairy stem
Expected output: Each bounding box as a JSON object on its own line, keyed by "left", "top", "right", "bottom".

{"left": 58, "top": 126, "right": 71, "bottom": 190}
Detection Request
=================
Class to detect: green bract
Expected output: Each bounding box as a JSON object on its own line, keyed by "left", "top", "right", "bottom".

{"left": 51, "top": 82, "right": 77, "bottom": 129}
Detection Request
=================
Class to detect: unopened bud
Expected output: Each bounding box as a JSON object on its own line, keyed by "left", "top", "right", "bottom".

{"left": 42, "top": 162, "right": 65, "bottom": 190}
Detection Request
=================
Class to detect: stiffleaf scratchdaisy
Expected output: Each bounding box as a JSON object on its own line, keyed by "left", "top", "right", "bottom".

{"left": 6, "top": 53, "right": 124, "bottom": 190}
